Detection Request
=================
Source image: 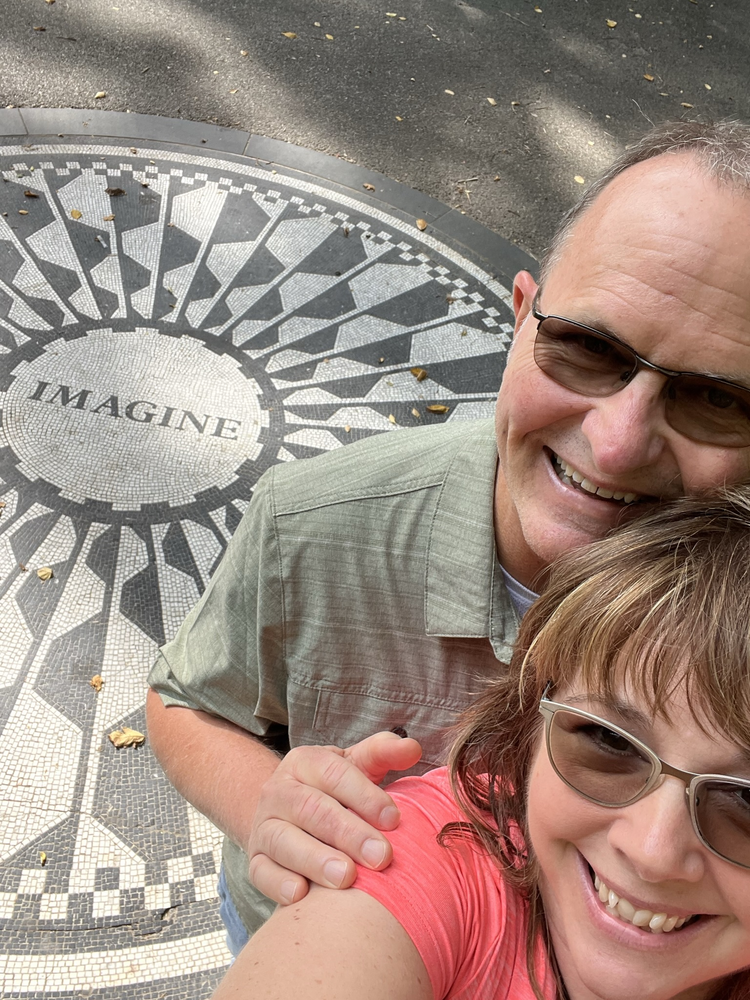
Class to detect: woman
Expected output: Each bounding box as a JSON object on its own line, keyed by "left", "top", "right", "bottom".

{"left": 213, "top": 490, "right": 750, "bottom": 1000}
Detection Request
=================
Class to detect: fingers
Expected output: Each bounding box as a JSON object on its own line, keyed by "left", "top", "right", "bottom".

{"left": 343, "top": 731, "right": 423, "bottom": 789}
{"left": 248, "top": 853, "right": 311, "bottom": 906}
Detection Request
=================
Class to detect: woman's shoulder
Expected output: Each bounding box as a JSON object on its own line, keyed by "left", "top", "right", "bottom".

{"left": 354, "top": 768, "right": 554, "bottom": 1000}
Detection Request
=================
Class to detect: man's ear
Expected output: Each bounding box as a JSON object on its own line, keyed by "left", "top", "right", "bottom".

{"left": 512, "top": 270, "right": 538, "bottom": 335}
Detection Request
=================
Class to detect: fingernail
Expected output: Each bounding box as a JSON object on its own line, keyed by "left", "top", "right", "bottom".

{"left": 323, "top": 859, "right": 348, "bottom": 887}
{"left": 280, "top": 879, "right": 298, "bottom": 905}
{"left": 362, "top": 838, "right": 387, "bottom": 868}
{"left": 379, "top": 805, "right": 400, "bottom": 829}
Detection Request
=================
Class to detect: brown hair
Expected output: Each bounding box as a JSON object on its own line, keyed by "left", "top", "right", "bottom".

{"left": 447, "top": 489, "right": 750, "bottom": 1000}
{"left": 540, "top": 118, "right": 750, "bottom": 286}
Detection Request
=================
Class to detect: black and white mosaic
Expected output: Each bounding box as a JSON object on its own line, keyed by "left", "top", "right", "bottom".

{"left": 0, "top": 135, "right": 516, "bottom": 998}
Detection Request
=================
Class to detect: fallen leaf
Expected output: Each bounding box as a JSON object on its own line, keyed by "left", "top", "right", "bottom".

{"left": 444, "top": 89, "right": 454, "bottom": 95}
{"left": 45, "top": 0, "right": 55, "bottom": 5}
{"left": 634, "top": 11, "right": 642, "bottom": 17}
{"left": 386, "top": 12, "right": 398, "bottom": 17}
{"left": 534, "top": 5, "right": 542, "bottom": 10}
{"left": 493, "top": 175, "right": 500, "bottom": 181}
{"left": 446, "top": 295, "right": 456, "bottom": 304}
{"left": 704, "top": 83, "right": 712, "bottom": 90}
{"left": 18, "top": 209, "right": 28, "bottom": 215}
{"left": 281, "top": 31, "right": 297, "bottom": 38}
{"left": 363, "top": 182, "right": 375, "bottom": 191}
{"left": 410, "top": 367, "right": 428, "bottom": 381}
{"left": 19, "top": 563, "right": 27, "bottom": 572}
{"left": 511, "top": 100, "right": 520, "bottom": 106}
{"left": 681, "top": 102, "right": 694, "bottom": 108}
{"left": 109, "top": 726, "right": 145, "bottom": 749}
{"left": 487, "top": 97, "right": 497, "bottom": 106}
{"left": 399, "top": 16, "right": 407, "bottom": 20}
{"left": 33, "top": 25, "right": 46, "bottom": 30}
{"left": 388, "top": 414, "right": 397, "bottom": 425}
{"left": 395, "top": 115, "right": 403, "bottom": 121}
{"left": 103, "top": 214, "right": 115, "bottom": 222}
{"left": 40, "top": 852, "right": 47, "bottom": 866}
{"left": 130, "top": 146, "right": 138, "bottom": 153}
{"left": 411, "top": 408, "right": 421, "bottom": 418}
{"left": 105, "top": 187, "right": 125, "bottom": 196}
{"left": 416, "top": 218, "right": 427, "bottom": 231}
{"left": 70, "top": 209, "right": 82, "bottom": 220}
{"left": 426, "top": 404, "right": 450, "bottom": 413}
{"left": 90, "top": 675, "right": 104, "bottom": 692}
{"left": 24, "top": 190, "right": 38, "bottom": 199}
{"left": 643, "top": 74, "right": 654, "bottom": 82}
{"left": 229, "top": 88, "right": 238, "bottom": 94}
{"left": 574, "top": 175, "right": 585, "bottom": 184}
{"left": 326, "top": 33, "right": 334, "bottom": 39}
{"left": 314, "top": 21, "right": 321, "bottom": 27}
{"left": 94, "top": 91, "right": 107, "bottom": 99}
{"left": 0, "top": 501, "right": 5, "bottom": 509}
{"left": 37, "top": 566, "right": 53, "bottom": 581}
{"left": 606, "top": 19, "right": 617, "bottom": 27}
{"left": 344, "top": 425, "right": 351, "bottom": 432}
{"left": 240, "top": 49, "right": 248, "bottom": 56}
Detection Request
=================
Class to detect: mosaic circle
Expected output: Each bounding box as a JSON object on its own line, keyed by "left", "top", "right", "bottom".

{"left": 0, "top": 139, "right": 515, "bottom": 999}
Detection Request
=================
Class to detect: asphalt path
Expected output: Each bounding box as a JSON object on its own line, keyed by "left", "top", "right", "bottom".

{"left": 2, "top": 0, "right": 748, "bottom": 259}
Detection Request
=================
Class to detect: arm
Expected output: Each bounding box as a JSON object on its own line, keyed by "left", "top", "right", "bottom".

{"left": 211, "top": 884, "right": 433, "bottom": 1000}
{"left": 146, "top": 690, "right": 422, "bottom": 902}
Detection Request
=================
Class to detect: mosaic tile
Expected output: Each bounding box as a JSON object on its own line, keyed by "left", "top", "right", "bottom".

{"left": 0, "top": 136, "right": 515, "bottom": 999}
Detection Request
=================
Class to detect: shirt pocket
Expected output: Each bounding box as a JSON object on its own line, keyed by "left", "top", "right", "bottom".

{"left": 311, "top": 686, "right": 463, "bottom": 776}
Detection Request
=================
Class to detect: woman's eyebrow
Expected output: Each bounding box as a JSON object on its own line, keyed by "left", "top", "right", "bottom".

{"left": 565, "top": 693, "right": 652, "bottom": 729}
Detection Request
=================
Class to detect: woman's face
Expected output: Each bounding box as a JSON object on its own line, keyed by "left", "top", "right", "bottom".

{"left": 527, "top": 679, "right": 750, "bottom": 1000}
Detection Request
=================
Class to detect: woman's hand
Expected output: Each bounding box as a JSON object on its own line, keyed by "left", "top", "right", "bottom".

{"left": 247, "top": 731, "right": 423, "bottom": 904}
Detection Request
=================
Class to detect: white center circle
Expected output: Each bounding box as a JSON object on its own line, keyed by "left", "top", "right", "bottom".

{"left": 3, "top": 328, "right": 264, "bottom": 508}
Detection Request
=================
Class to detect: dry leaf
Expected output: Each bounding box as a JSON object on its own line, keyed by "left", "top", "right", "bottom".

{"left": 411, "top": 408, "right": 421, "bottom": 418}
{"left": 574, "top": 175, "right": 585, "bottom": 184}
{"left": 19, "top": 563, "right": 27, "bottom": 572}
{"left": 24, "top": 190, "right": 39, "bottom": 198}
{"left": 493, "top": 175, "right": 500, "bottom": 181}
{"left": 33, "top": 25, "right": 46, "bottom": 30}
{"left": 386, "top": 11, "right": 397, "bottom": 16}
{"left": 426, "top": 404, "right": 450, "bottom": 414}
{"left": 109, "top": 726, "right": 145, "bottom": 749}
{"left": 681, "top": 102, "right": 694, "bottom": 108}
{"left": 130, "top": 147, "right": 138, "bottom": 154}
{"left": 704, "top": 83, "right": 712, "bottom": 90}
{"left": 94, "top": 91, "right": 107, "bottom": 99}
{"left": 103, "top": 214, "right": 115, "bottom": 222}
{"left": 70, "top": 209, "right": 82, "bottom": 219}
{"left": 363, "top": 182, "right": 375, "bottom": 191}
{"left": 45, "top": 0, "right": 55, "bottom": 5}
{"left": 410, "top": 367, "right": 428, "bottom": 381}
{"left": 281, "top": 31, "right": 297, "bottom": 38}
{"left": 344, "top": 425, "right": 351, "bottom": 432}
{"left": 486, "top": 97, "right": 497, "bottom": 106}
{"left": 534, "top": 5, "right": 542, "bottom": 10}
{"left": 240, "top": 49, "right": 248, "bottom": 56}
{"left": 18, "top": 209, "right": 28, "bottom": 215}
{"left": 229, "top": 88, "right": 238, "bottom": 94}
{"left": 326, "top": 33, "right": 334, "bottom": 39}
{"left": 37, "top": 566, "right": 53, "bottom": 581}
{"left": 40, "top": 852, "right": 47, "bottom": 866}
{"left": 416, "top": 218, "right": 427, "bottom": 231}
{"left": 90, "top": 675, "right": 104, "bottom": 693}
{"left": 0, "top": 501, "right": 6, "bottom": 508}
{"left": 314, "top": 21, "right": 321, "bottom": 27}
{"left": 388, "top": 414, "right": 397, "bottom": 425}
{"left": 643, "top": 74, "right": 654, "bottom": 82}
{"left": 395, "top": 115, "right": 403, "bottom": 121}
{"left": 510, "top": 100, "right": 520, "bottom": 106}
{"left": 105, "top": 187, "right": 125, "bottom": 196}
{"left": 444, "top": 89, "right": 455, "bottom": 95}
{"left": 606, "top": 19, "right": 617, "bottom": 27}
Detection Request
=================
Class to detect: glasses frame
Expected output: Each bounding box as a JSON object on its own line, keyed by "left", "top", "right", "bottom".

{"left": 539, "top": 691, "right": 750, "bottom": 869}
{"left": 531, "top": 292, "right": 750, "bottom": 447}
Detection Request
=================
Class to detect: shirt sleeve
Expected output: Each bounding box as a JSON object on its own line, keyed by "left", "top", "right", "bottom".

{"left": 147, "top": 466, "right": 288, "bottom": 736}
{"left": 352, "top": 769, "right": 523, "bottom": 1000}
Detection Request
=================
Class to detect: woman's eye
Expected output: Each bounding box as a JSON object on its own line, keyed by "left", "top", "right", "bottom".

{"left": 582, "top": 724, "right": 635, "bottom": 755}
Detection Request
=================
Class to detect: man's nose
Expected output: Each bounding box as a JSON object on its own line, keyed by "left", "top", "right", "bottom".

{"left": 580, "top": 371, "right": 670, "bottom": 475}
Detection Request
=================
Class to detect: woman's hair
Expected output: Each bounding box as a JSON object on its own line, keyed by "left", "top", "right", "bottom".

{"left": 540, "top": 118, "right": 750, "bottom": 286}
{"left": 447, "top": 488, "right": 750, "bottom": 1000}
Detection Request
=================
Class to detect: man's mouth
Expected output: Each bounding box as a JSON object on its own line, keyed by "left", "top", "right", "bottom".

{"left": 551, "top": 452, "right": 648, "bottom": 505}
{"left": 591, "top": 867, "right": 701, "bottom": 935}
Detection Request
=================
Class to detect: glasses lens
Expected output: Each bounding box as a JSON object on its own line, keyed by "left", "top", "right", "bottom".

{"left": 548, "top": 709, "right": 654, "bottom": 805}
{"left": 693, "top": 779, "right": 750, "bottom": 868}
{"left": 666, "top": 376, "right": 750, "bottom": 448}
{"left": 534, "top": 317, "right": 637, "bottom": 397}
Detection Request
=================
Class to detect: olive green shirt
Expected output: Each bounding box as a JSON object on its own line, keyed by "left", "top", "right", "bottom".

{"left": 149, "top": 418, "right": 520, "bottom": 933}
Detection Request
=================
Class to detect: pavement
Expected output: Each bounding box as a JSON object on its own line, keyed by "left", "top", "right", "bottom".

{"left": 2, "top": 0, "right": 748, "bottom": 261}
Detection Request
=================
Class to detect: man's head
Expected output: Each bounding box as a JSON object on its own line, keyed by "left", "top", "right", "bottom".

{"left": 494, "top": 119, "right": 750, "bottom": 587}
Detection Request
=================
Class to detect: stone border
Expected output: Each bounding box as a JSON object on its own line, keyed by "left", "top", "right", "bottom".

{"left": 0, "top": 108, "right": 538, "bottom": 287}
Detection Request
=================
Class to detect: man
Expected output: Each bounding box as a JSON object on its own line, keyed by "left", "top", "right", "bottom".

{"left": 147, "top": 119, "right": 750, "bottom": 949}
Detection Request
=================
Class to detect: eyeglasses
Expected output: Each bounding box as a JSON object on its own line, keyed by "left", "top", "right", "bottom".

{"left": 539, "top": 692, "right": 750, "bottom": 869}
{"left": 532, "top": 293, "right": 750, "bottom": 448}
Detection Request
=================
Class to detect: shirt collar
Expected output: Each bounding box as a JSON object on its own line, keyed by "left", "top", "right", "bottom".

{"left": 424, "top": 419, "right": 518, "bottom": 657}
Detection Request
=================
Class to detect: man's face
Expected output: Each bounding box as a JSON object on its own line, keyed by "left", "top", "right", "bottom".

{"left": 494, "top": 153, "right": 750, "bottom": 586}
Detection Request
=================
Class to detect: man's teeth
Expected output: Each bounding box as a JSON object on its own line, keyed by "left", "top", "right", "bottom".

{"left": 593, "top": 873, "right": 691, "bottom": 934}
{"left": 554, "top": 455, "right": 639, "bottom": 503}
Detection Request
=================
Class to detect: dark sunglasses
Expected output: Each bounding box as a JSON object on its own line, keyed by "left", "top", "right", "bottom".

{"left": 532, "top": 293, "right": 750, "bottom": 447}
{"left": 539, "top": 692, "right": 750, "bottom": 869}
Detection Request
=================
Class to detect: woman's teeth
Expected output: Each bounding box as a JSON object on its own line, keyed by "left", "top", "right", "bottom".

{"left": 593, "top": 873, "right": 693, "bottom": 934}
{"left": 553, "top": 454, "right": 639, "bottom": 504}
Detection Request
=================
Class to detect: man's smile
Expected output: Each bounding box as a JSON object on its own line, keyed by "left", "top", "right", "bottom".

{"left": 550, "top": 451, "right": 654, "bottom": 505}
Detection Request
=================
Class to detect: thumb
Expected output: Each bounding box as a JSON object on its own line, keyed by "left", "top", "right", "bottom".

{"left": 344, "top": 730, "right": 422, "bottom": 785}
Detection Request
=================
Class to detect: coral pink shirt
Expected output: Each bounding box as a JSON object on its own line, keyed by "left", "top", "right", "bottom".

{"left": 354, "top": 769, "right": 556, "bottom": 1000}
